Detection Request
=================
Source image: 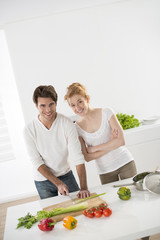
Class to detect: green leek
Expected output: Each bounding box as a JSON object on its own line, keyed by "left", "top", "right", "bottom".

{"left": 74, "top": 192, "right": 106, "bottom": 204}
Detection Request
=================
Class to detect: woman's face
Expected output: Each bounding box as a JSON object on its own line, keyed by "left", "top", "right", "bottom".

{"left": 68, "top": 94, "right": 89, "bottom": 116}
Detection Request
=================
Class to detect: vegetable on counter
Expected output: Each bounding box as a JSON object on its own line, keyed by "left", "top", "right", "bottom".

{"left": 38, "top": 218, "right": 56, "bottom": 231}
{"left": 63, "top": 216, "right": 77, "bottom": 230}
{"left": 99, "top": 203, "right": 108, "bottom": 210}
{"left": 103, "top": 208, "right": 112, "bottom": 217}
{"left": 16, "top": 213, "right": 37, "bottom": 229}
{"left": 94, "top": 208, "right": 102, "bottom": 218}
{"left": 117, "top": 187, "right": 131, "bottom": 200}
{"left": 74, "top": 193, "right": 106, "bottom": 204}
{"left": 116, "top": 113, "right": 140, "bottom": 130}
{"left": 133, "top": 172, "right": 151, "bottom": 182}
{"left": 83, "top": 209, "right": 94, "bottom": 218}
{"left": 36, "top": 203, "right": 88, "bottom": 221}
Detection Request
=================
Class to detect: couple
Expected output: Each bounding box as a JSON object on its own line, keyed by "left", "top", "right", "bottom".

{"left": 24, "top": 83, "right": 137, "bottom": 200}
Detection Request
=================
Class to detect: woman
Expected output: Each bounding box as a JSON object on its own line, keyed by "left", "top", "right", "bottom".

{"left": 64, "top": 82, "right": 137, "bottom": 184}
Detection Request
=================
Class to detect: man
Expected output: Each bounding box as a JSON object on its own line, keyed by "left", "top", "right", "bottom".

{"left": 24, "top": 85, "right": 90, "bottom": 199}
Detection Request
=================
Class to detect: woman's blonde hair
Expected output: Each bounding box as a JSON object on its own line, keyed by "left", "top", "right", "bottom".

{"left": 64, "top": 82, "right": 88, "bottom": 101}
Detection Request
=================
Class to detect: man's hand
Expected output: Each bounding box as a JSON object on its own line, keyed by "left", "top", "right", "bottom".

{"left": 38, "top": 164, "right": 70, "bottom": 196}
{"left": 57, "top": 182, "right": 69, "bottom": 196}
{"left": 77, "top": 189, "right": 90, "bottom": 198}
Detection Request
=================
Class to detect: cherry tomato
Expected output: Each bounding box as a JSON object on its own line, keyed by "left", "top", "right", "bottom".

{"left": 99, "top": 208, "right": 103, "bottom": 214}
{"left": 83, "top": 210, "right": 88, "bottom": 217}
{"left": 103, "top": 208, "right": 112, "bottom": 217}
{"left": 89, "top": 207, "right": 97, "bottom": 212}
{"left": 99, "top": 203, "right": 108, "bottom": 211}
{"left": 94, "top": 209, "right": 102, "bottom": 218}
{"left": 86, "top": 210, "right": 94, "bottom": 218}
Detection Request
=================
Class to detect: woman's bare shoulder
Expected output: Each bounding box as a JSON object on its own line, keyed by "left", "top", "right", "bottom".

{"left": 94, "top": 108, "right": 102, "bottom": 112}
{"left": 93, "top": 108, "right": 102, "bottom": 116}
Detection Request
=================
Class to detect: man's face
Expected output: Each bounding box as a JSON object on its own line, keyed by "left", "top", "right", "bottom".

{"left": 36, "top": 97, "right": 57, "bottom": 123}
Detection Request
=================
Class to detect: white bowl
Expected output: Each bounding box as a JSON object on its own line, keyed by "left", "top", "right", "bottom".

{"left": 142, "top": 115, "right": 160, "bottom": 125}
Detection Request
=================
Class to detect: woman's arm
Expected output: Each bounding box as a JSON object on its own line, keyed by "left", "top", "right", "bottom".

{"left": 87, "top": 114, "right": 125, "bottom": 154}
{"left": 79, "top": 136, "right": 107, "bottom": 162}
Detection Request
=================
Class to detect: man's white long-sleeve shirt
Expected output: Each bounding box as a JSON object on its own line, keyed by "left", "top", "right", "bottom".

{"left": 24, "top": 113, "right": 85, "bottom": 181}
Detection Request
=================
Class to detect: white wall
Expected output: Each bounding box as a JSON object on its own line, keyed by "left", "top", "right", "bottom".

{"left": 0, "top": 0, "right": 160, "bottom": 203}
{"left": 3, "top": 0, "right": 160, "bottom": 123}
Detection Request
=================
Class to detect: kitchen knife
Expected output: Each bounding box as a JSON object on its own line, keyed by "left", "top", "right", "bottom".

{"left": 68, "top": 193, "right": 76, "bottom": 204}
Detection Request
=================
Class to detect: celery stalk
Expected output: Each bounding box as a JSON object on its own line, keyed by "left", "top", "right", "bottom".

{"left": 36, "top": 202, "right": 88, "bottom": 220}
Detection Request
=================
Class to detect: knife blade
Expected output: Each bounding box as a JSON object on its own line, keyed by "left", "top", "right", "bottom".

{"left": 68, "top": 193, "right": 76, "bottom": 204}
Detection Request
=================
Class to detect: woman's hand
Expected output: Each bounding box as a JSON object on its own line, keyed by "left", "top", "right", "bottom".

{"left": 87, "top": 146, "right": 97, "bottom": 153}
{"left": 87, "top": 129, "right": 118, "bottom": 153}
{"left": 110, "top": 128, "right": 118, "bottom": 140}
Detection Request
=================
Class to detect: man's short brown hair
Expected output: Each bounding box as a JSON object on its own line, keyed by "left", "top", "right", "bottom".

{"left": 33, "top": 85, "right": 58, "bottom": 104}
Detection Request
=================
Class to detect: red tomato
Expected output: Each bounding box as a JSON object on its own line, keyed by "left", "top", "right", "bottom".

{"left": 83, "top": 210, "right": 88, "bottom": 217}
{"left": 99, "top": 208, "right": 103, "bottom": 214}
{"left": 90, "top": 207, "right": 97, "bottom": 212}
{"left": 103, "top": 208, "right": 112, "bottom": 217}
{"left": 87, "top": 210, "right": 94, "bottom": 218}
{"left": 99, "top": 203, "right": 108, "bottom": 210}
{"left": 94, "top": 209, "right": 102, "bottom": 218}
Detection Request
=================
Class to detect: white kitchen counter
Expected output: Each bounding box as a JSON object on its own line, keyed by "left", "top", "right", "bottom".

{"left": 4, "top": 178, "right": 160, "bottom": 240}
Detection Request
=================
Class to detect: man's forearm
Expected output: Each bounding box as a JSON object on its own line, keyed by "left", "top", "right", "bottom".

{"left": 38, "top": 164, "right": 62, "bottom": 187}
{"left": 38, "top": 164, "right": 69, "bottom": 195}
{"left": 76, "top": 164, "right": 88, "bottom": 190}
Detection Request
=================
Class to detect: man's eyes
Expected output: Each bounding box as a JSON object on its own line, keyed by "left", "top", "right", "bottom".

{"left": 40, "top": 102, "right": 55, "bottom": 108}
{"left": 49, "top": 103, "right": 55, "bottom": 107}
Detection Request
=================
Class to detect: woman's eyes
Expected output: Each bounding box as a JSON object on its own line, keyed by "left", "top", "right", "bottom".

{"left": 71, "top": 100, "right": 83, "bottom": 107}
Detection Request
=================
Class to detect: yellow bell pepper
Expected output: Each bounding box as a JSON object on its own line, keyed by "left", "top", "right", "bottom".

{"left": 63, "top": 216, "right": 77, "bottom": 230}
{"left": 117, "top": 187, "right": 131, "bottom": 200}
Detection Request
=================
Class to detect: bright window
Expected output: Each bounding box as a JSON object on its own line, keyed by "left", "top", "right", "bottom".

{"left": 0, "top": 30, "right": 27, "bottom": 163}
{"left": 0, "top": 97, "right": 15, "bottom": 162}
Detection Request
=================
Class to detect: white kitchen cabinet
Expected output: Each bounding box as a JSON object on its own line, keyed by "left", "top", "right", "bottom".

{"left": 125, "top": 123, "right": 160, "bottom": 173}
